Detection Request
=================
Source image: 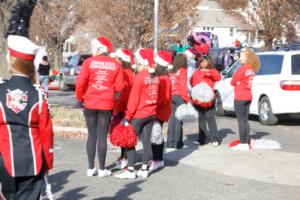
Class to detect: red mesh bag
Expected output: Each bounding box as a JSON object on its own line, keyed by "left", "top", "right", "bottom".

{"left": 110, "top": 123, "right": 137, "bottom": 148}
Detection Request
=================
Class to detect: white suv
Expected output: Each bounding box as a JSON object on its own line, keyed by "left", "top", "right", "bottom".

{"left": 214, "top": 50, "right": 300, "bottom": 125}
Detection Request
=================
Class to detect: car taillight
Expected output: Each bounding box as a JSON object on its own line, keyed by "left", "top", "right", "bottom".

{"left": 280, "top": 80, "right": 300, "bottom": 90}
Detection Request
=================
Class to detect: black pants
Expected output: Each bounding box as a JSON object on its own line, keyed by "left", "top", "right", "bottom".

{"left": 167, "top": 95, "right": 184, "bottom": 148}
{"left": 84, "top": 109, "right": 112, "bottom": 170}
{"left": 126, "top": 115, "right": 155, "bottom": 167}
{"left": 194, "top": 104, "right": 219, "bottom": 144}
{"left": 151, "top": 121, "right": 164, "bottom": 161}
{"left": 0, "top": 156, "right": 43, "bottom": 200}
{"left": 116, "top": 112, "right": 127, "bottom": 159}
{"left": 234, "top": 100, "right": 251, "bottom": 144}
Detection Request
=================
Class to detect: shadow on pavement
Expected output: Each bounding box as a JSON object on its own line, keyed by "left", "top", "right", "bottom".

{"left": 93, "top": 180, "right": 144, "bottom": 200}
{"left": 47, "top": 170, "right": 87, "bottom": 199}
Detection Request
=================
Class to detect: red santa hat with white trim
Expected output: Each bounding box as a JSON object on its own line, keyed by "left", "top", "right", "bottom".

{"left": 155, "top": 50, "right": 173, "bottom": 70}
{"left": 7, "top": 35, "right": 39, "bottom": 61}
{"left": 184, "top": 48, "right": 196, "bottom": 59}
{"left": 91, "top": 36, "right": 113, "bottom": 53}
{"left": 115, "top": 48, "right": 136, "bottom": 68}
{"left": 135, "top": 48, "right": 155, "bottom": 73}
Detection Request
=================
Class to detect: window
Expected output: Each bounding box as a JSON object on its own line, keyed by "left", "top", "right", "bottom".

{"left": 256, "top": 55, "right": 284, "bottom": 75}
{"left": 211, "top": 27, "right": 214, "bottom": 31}
{"left": 207, "top": 27, "right": 210, "bottom": 31}
{"left": 230, "top": 28, "right": 233, "bottom": 37}
{"left": 203, "top": 27, "right": 206, "bottom": 31}
{"left": 227, "top": 60, "right": 241, "bottom": 77}
{"left": 68, "top": 55, "right": 80, "bottom": 68}
{"left": 292, "top": 54, "right": 300, "bottom": 74}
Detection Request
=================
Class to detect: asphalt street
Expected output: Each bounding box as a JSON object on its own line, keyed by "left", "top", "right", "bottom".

{"left": 47, "top": 90, "right": 300, "bottom": 199}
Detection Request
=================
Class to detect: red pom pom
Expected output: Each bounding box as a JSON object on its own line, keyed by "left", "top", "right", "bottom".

{"left": 109, "top": 116, "right": 121, "bottom": 133}
{"left": 110, "top": 123, "right": 137, "bottom": 148}
{"left": 228, "top": 139, "right": 240, "bottom": 147}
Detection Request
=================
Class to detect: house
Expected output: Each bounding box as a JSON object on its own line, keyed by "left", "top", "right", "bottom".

{"left": 193, "top": 0, "right": 255, "bottom": 48}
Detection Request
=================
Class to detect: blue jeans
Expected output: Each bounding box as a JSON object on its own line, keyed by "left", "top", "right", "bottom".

{"left": 39, "top": 75, "right": 49, "bottom": 93}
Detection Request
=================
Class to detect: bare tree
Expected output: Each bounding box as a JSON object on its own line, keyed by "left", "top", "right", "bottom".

{"left": 218, "top": 0, "right": 300, "bottom": 49}
{"left": 83, "top": 0, "right": 200, "bottom": 50}
{"left": 0, "top": 0, "right": 17, "bottom": 78}
{"left": 29, "top": 0, "right": 85, "bottom": 69}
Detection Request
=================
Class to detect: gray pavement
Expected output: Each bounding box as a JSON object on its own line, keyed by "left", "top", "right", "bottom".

{"left": 49, "top": 124, "right": 300, "bottom": 200}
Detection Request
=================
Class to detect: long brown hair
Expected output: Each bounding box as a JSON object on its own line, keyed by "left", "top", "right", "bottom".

{"left": 170, "top": 54, "right": 187, "bottom": 73}
{"left": 197, "top": 56, "right": 214, "bottom": 69}
{"left": 9, "top": 56, "right": 36, "bottom": 83}
{"left": 241, "top": 47, "right": 260, "bottom": 72}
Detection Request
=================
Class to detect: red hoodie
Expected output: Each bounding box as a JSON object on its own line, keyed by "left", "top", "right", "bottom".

{"left": 76, "top": 54, "right": 123, "bottom": 110}
{"left": 117, "top": 68, "right": 134, "bottom": 113}
{"left": 156, "top": 75, "right": 172, "bottom": 122}
{"left": 169, "top": 68, "right": 189, "bottom": 103}
{"left": 190, "top": 68, "right": 221, "bottom": 89}
{"left": 231, "top": 64, "right": 255, "bottom": 100}
{"left": 125, "top": 70, "right": 159, "bottom": 121}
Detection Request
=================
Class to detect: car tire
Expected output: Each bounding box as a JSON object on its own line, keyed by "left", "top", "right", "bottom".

{"left": 215, "top": 91, "right": 225, "bottom": 116}
{"left": 258, "top": 96, "right": 278, "bottom": 125}
{"left": 59, "top": 77, "right": 69, "bottom": 91}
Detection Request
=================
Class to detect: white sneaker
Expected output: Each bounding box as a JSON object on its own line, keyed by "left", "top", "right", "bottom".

{"left": 87, "top": 168, "right": 97, "bottom": 177}
{"left": 149, "top": 161, "right": 164, "bottom": 171}
{"left": 115, "top": 169, "right": 136, "bottom": 179}
{"left": 231, "top": 143, "right": 250, "bottom": 151}
{"left": 136, "top": 169, "right": 148, "bottom": 178}
{"left": 98, "top": 169, "right": 112, "bottom": 178}
{"left": 114, "top": 159, "right": 128, "bottom": 170}
{"left": 211, "top": 141, "right": 219, "bottom": 147}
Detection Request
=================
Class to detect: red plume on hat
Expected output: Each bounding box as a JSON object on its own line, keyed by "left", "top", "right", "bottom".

{"left": 91, "top": 36, "right": 113, "bottom": 53}
{"left": 155, "top": 50, "right": 173, "bottom": 69}
{"left": 135, "top": 48, "right": 154, "bottom": 73}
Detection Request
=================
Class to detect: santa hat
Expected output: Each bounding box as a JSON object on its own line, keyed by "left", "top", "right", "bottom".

{"left": 7, "top": 35, "right": 39, "bottom": 61}
{"left": 135, "top": 48, "right": 155, "bottom": 73}
{"left": 91, "top": 36, "right": 113, "bottom": 53}
{"left": 115, "top": 48, "right": 135, "bottom": 64}
{"left": 154, "top": 51, "right": 173, "bottom": 70}
{"left": 184, "top": 48, "right": 196, "bottom": 59}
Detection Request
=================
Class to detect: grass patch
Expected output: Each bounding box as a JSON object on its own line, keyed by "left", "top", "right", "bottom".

{"left": 51, "top": 107, "right": 86, "bottom": 128}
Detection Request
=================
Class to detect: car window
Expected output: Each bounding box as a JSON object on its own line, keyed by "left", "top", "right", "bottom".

{"left": 292, "top": 54, "right": 300, "bottom": 75}
{"left": 78, "top": 55, "right": 91, "bottom": 66}
{"left": 256, "top": 55, "right": 283, "bottom": 75}
{"left": 227, "top": 60, "right": 241, "bottom": 77}
{"left": 68, "top": 55, "right": 80, "bottom": 68}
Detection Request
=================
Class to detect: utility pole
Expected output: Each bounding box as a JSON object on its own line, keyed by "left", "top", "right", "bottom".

{"left": 154, "top": 0, "right": 159, "bottom": 53}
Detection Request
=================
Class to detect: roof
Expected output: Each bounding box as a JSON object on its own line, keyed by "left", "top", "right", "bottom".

{"left": 194, "top": 0, "right": 252, "bottom": 29}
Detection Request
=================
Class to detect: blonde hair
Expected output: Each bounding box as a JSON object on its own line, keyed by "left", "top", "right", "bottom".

{"left": 241, "top": 47, "right": 260, "bottom": 72}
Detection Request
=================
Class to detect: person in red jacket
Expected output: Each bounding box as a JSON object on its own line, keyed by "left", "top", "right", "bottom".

{"left": 0, "top": 35, "right": 53, "bottom": 200}
{"left": 230, "top": 48, "right": 260, "bottom": 151}
{"left": 190, "top": 56, "right": 221, "bottom": 146}
{"left": 115, "top": 48, "right": 158, "bottom": 179}
{"left": 112, "top": 48, "right": 135, "bottom": 170}
{"left": 76, "top": 36, "right": 123, "bottom": 177}
{"left": 167, "top": 54, "right": 189, "bottom": 149}
{"left": 149, "top": 51, "right": 172, "bottom": 171}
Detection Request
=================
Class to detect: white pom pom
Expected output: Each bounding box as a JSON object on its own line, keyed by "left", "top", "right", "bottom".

{"left": 167, "top": 64, "right": 173, "bottom": 70}
{"left": 148, "top": 67, "right": 155, "bottom": 73}
{"left": 132, "top": 64, "right": 137, "bottom": 69}
{"left": 175, "top": 103, "right": 198, "bottom": 122}
{"left": 151, "top": 121, "right": 164, "bottom": 144}
{"left": 191, "top": 82, "right": 214, "bottom": 103}
{"left": 251, "top": 139, "right": 281, "bottom": 150}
